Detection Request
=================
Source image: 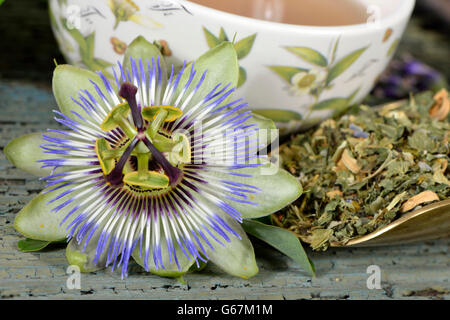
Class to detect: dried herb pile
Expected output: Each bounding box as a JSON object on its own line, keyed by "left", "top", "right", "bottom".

{"left": 276, "top": 90, "right": 450, "bottom": 250}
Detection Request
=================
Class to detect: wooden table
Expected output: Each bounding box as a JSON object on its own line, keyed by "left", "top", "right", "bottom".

{"left": 0, "top": 81, "right": 449, "bottom": 300}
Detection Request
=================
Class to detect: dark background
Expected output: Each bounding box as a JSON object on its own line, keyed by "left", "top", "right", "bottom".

{"left": 0, "top": 0, "right": 449, "bottom": 84}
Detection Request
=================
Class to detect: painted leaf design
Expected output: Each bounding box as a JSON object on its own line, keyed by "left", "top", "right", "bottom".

{"left": 327, "top": 46, "right": 368, "bottom": 84}
{"left": 268, "top": 66, "right": 308, "bottom": 84}
{"left": 202, "top": 26, "right": 221, "bottom": 48}
{"left": 219, "top": 27, "right": 229, "bottom": 41}
{"left": 387, "top": 39, "right": 399, "bottom": 57}
{"left": 18, "top": 238, "right": 51, "bottom": 252}
{"left": 312, "top": 97, "right": 349, "bottom": 111}
{"left": 252, "top": 109, "right": 303, "bottom": 123}
{"left": 238, "top": 66, "right": 247, "bottom": 88}
{"left": 234, "top": 34, "right": 257, "bottom": 60}
{"left": 84, "top": 32, "right": 95, "bottom": 62}
{"left": 242, "top": 220, "right": 315, "bottom": 277}
{"left": 286, "top": 47, "right": 328, "bottom": 67}
{"left": 93, "top": 58, "right": 113, "bottom": 69}
{"left": 62, "top": 18, "right": 88, "bottom": 58}
{"left": 330, "top": 37, "right": 340, "bottom": 65}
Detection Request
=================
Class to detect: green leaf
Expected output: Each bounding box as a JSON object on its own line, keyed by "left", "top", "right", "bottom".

{"left": 286, "top": 47, "right": 328, "bottom": 67}
{"left": 53, "top": 64, "right": 116, "bottom": 122}
{"left": 206, "top": 161, "right": 302, "bottom": 219}
{"left": 202, "top": 26, "right": 221, "bottom": 48}
{"left": 251, "top": 109, "right": 303, "bottom": 123}
{"left": 234, "top": 34, "right": 256, "bottom": 60}
{"left": 237, "top": 66, "right": 247, "bottom": 88}
{"left": 268, "top": 66, "right": 308, "bottom": 84}
{"left": 387, "top": 39, "right": 399, "bottom": 57}
{"left": 4, "top": 132, "right": 65, "bottom": 177}
{"left": 132, "top": 236, "right": 196, "bottom": 278}
{"left": 242, "top": 220, "right": 315, "bottom": 276}
{"left": 218, "top": 27, "right": 228, "bottom": 42}
{"left": 327, "top": 46, "right": 368, "bottom": 84}
{"left": 122, "top": 36, "right": 167, "bottom": 83}
{"left": 312, "top": 97, "right": 349, "bottom": 111}
{"left": 348, "top": 87, "right": 360, "bottom": 103}
{"left": 14, "top": 185, "right": 78, "bottom": 242}
{"left": 203, "top": 214, "right": 258, "bottom": 279}
{"left": 84, "top": 31, "right": 95, "bottom": 61}
{"left": 18, "top": 238, "right": 51, "bottom": 252}
{"left": 174, "top": 41, "right": 239, "bottom": 110}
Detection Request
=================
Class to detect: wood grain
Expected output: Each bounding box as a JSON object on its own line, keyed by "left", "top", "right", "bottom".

{"left": 0, "top": 81, "right": 449, "bottom": 300}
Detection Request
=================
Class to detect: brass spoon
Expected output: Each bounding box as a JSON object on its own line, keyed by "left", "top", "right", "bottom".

{"left": 330, "top": 199, "right": 450, "bottom": 247}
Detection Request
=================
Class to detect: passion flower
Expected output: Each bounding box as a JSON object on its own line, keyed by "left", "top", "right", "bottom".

{"left": 5, "top": 36, "right": 302, "bottom": 279}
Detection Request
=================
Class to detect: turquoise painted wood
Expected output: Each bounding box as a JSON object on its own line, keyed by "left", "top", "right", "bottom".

{"left": 0, "top": 81, "right": 449, "bottom": 300}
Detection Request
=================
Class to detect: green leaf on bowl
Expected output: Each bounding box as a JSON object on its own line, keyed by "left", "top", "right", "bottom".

{"left": 203, "top": 26, "right": 221, "bottom": 48}
{"left": 330, "top": 37, "right": 340, "bottom": 65}
{"left": 234, "top": 34, "right": 257, "bottom": 60}
{"left": 174, "top": 41, "right": 239, "bottom": 109}
{"left": 123, "top": 36, "right": 166, "bottom": 80}
{"left": 242, "top": 220, "right": 315, "bottom": 277}
{"left": 84, "top": 31, "right": 95, "bottom": 61}
{"left": 268, "top": 66, "right": 308, "bottom": 84}
{"left": 17, "top": 238, "right": 51, "bottom": 252}
{"left": 286, "top": 47, "right": 328, "bottom": 67}
{"left": 61, "top": 18, "right": 88, "bottom": 58}
{"left": 327, "top": 46, "right": 368, "bottom": 84}
{"left": 312, "top": 97, "right": 349, "bottom": 111}
{"left": 251, "top": 109, "right": 303, "bottom": 123}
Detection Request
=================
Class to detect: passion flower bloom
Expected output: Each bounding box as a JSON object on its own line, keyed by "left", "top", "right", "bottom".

{"left": 290, "top": 69, "right": 327, "bottom": 96}
{"left": 5, "top": 37, "right": 301, "bottom": 279}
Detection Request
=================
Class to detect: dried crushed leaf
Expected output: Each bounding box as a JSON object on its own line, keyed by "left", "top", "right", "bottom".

{"left": 401, "top": 191, "right": 439, "bottom": 213}
{"left": 429, "top": 89, "right": 449, "bottom": 121}
{"left": 277, "top": 91, "right": 450, "bottom": 250}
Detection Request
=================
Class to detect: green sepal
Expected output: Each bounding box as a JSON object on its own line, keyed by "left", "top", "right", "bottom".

{"left": 244, "top": 112, "right": 278, "bottom": 147}
{"left": 52, "top": 64, "right": 117, "bottom": 122}
{"left": 122, "top": 36, "right": 167, "bottom": 87}
{"left": 4, "top": 132, "right": 64, "bottom": 177}
{"left": 207, "top": 161, "right": 302, "bottom": 219}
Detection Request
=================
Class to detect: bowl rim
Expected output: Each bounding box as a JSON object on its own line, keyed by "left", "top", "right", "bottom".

{"left": 179, "top": 0, "right": 416, "bottom": 35}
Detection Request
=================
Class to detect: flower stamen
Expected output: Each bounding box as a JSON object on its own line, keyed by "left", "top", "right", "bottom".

{"left": 119, "top": 82, "right": 144, "bottom": 131}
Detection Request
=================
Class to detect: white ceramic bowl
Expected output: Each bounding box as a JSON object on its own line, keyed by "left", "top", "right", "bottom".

{"left": 49, "top": 0, "right": 415, "bottom": 124}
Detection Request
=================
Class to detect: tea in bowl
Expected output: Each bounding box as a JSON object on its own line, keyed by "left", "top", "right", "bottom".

{"left": 49, "top": 0, "right": 415, "bottom": 127}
